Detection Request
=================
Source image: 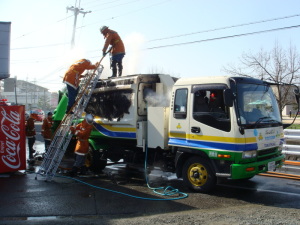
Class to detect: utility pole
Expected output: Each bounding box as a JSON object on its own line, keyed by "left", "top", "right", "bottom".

{"left": 67, "top": 4, "right": 91, "bottom": 48}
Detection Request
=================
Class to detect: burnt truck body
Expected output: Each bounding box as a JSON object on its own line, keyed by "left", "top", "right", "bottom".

{"left": 54, "top": 73, "right": 286, "bottom": 192}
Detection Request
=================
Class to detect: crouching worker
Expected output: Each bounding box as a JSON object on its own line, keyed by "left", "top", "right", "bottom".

{"left": 69, "top": 114, "right": 94, "bottom": 176}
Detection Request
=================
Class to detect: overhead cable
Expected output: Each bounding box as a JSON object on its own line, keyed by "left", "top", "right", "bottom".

{"left": 148, "top": 14, "right": 300, "bottom": 42}
{"left": 147, "top": 24, "right": 300, "bottom": 50}
{"left": 11, "top": 42, "right": 68, "bottom": 50}
{"left": 77, "top": 0, "right": 172, "bottom": 29}
{"left": 14, "top": 15, "right": 73, "bottom": 40}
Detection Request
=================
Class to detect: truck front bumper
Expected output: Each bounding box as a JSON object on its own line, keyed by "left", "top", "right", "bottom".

{"left": 230, "top": 154, "right": 285, "bottom": 179}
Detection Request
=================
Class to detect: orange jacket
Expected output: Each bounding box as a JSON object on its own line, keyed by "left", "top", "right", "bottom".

{"left": 102, "top": 29, "right": 125, "bottom": 56}
{"left": 73, "top": 120, "right": 93, "bottom": 155}
{"left": 25, "top": 117, "right": 36, "bottom": 137}
{"left": 63, "top": 59, "right": 97, "bottom": 89}
{"left": 41, "top": 117, "right": 53, "bottom": 140}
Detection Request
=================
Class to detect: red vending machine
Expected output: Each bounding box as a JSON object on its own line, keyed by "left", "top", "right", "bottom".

{"left": 0, "top": 105, "right": 26, "bottom": 173}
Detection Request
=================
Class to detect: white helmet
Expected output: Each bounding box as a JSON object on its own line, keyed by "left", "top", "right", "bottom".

{"left": 85, "top": 114, "right": 94, "bottom": 124}
{"left": 100, "top": 25, "right": 108, "bottom": 33}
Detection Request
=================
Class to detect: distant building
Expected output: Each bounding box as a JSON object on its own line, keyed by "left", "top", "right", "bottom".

{"left": 0, "top": 78, "right": 58, "bottom": 111}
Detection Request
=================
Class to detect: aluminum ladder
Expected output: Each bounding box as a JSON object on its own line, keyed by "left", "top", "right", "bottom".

{"left": 36, "top": 65, "right": 104, "bottom": 181}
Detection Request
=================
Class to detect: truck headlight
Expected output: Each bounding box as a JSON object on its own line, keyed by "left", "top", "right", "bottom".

{"left": 242, "top": 150, "right": 257, "bottom": 159}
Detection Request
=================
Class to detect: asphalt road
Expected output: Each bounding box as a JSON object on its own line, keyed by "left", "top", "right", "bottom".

{"left": 0, "top": 161, "right": 300, "bottom": 224}
{"left": 1, "top": 118, "right": 298, "bottom": 224}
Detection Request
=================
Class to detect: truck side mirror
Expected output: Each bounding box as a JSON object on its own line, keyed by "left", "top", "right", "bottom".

{"left": 224, "top": 89, "right": 234, "bottom": 107}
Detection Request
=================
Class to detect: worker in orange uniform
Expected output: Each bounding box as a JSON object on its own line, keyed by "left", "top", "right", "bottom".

{"left": 100, "top": 26, "right": 125, "bottom": 78}
{"left": 63, "top": 59, "right": 99, "bottom": 114}
{"left": 41, "top": 112, "right": 53, "bottom": 153}
{"left": 69, "top": 114, "right": 94, "bottom": 176}
{"left": 25, "top": 113, "right": 36, "bottom": 159}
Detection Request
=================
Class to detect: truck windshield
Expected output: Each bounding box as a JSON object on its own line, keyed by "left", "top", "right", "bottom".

{"left": 236, "top": 83, "right": 281, "bottom": 127}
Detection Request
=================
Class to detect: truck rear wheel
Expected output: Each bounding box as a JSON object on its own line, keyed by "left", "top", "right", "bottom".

{"left": 85, "top": 146, "right": 107, "bottom": 173}
{"left": 182, "top": 156, "right": 216, "bottom": 193}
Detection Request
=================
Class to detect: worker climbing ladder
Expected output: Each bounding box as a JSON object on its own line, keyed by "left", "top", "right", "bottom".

{"left": 36, "top": 65, "right": 104, "bottom": 181}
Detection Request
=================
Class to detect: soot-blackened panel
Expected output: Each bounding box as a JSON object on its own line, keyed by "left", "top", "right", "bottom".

{"left": 86, "top": 91, "right": 132, "bottom": 121}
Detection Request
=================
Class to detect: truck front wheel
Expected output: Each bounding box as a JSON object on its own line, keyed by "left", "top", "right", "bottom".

{"left": 85, "top": 146, "right": 107, "bottom": 173}
{"left": 182, "top": 156, "right": 216, "bottom": 193}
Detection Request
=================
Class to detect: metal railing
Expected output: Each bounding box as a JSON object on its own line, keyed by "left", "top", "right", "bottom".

{"left": 277, "top": 129, "right": 300, "bottom": 175}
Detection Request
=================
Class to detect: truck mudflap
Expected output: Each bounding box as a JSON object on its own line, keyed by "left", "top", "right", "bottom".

{"left": 230, "top": 154, "right": 285, "bottom": 179}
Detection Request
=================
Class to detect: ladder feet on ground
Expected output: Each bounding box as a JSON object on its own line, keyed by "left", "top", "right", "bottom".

{"left": 36, "top": 66, "right": 104, "bottom": 181}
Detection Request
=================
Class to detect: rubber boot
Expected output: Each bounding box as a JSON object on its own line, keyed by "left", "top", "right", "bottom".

{"left": 79, "top": 166, "right": 87, "bottom": 175}
{"left": 109, "top": 62, "right": 117, "bottom": 78}
{"left": 118, "top": 69, "right": 122, "bottom": 77}
{"left": 110, "top": 68, "right": 117, "bottom": 78}
{"left": 68, "top": 166, "right": 78, "bottom": 177}
{"left": 117, "top": 62, "right": 123, "bottom": 77}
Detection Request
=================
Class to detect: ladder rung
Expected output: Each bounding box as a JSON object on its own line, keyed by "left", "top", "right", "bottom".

{"left": 37, "top": 68, "right": 103, "bottom": 181}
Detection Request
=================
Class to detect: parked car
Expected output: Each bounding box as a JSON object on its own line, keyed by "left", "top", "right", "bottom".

{"left": 30, "top": 109, "right": 45, "bottom": 121}
{"left": 0, "top": 99, "right": 10, "bottom": 106}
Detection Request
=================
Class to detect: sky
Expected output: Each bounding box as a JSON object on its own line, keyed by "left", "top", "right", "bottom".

{"left": 1, "top": 0, "right": 300, "bottom": 92}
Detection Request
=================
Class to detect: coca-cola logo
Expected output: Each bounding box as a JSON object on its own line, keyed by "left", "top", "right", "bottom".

{"left": 0, "top": 107, "right": 22, "bottom": 169}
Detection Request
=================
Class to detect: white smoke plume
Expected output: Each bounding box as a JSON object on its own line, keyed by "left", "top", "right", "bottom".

{"left": 144, "top": 88, "right": 171, "bottom": 107}
{"left": 123, "top": 32, "right": 145, "bottom": 75}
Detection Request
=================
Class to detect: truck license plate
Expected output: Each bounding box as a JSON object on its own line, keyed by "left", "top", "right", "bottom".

{"left": 268, "top": 161, "right": 276, "bottom": 171}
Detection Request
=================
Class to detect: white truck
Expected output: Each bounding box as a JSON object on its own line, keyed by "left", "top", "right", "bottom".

{"left": 54, "top": 74, "right": 289, "bottom": 192}
{"left": 0, "top": 22, "right": 11, "bottom": 80}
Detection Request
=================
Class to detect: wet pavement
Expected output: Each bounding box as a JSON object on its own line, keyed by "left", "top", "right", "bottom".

{"left": 1, "top": 161, "right": 300, "bottom": 224}
{"left": 1, "top": 121, "right": 300, "bottom": 224}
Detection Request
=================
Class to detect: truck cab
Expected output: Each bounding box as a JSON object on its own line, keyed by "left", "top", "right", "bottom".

{"left": 171, "top": 76, "right": 285, "bottom": 191}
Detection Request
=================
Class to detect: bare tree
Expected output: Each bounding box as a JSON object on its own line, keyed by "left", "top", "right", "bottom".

{"left": 224, "top": 42, "right": 300, "bottom": 115}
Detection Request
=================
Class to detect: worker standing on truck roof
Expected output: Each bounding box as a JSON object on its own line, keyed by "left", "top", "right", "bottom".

{"left": 41, "top": 112, "right": 53, "bottom": 153}
{"left": 63, "top": 59, "right": 99, "bottom": 114}
{"left": 100, "top": 25, "right": 125, "bottom": 78}
{"left": 68, "top": 114, "right": 94, "bottom": 176}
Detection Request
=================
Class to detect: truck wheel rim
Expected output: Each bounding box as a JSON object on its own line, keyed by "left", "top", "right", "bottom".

{"left": 187, "top": 163, "right": 208, "bottom": 186}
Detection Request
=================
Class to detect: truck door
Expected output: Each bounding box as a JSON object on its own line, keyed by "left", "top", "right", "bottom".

{"left": 188, "top": 84, "right": 231, "bottom": 150}
{"left": 169, "top": 87, "right": 190, "bottom": 147}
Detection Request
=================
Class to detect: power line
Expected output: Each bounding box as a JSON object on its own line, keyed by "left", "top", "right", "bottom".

{"left": 13, "top": 15, "right": 73, "bottom": 40}
{"left": 77, "top": 0, "right": 172, "bottom": 29}
{"left": 10, "top": 43, "right": 67, "bottom": 50}
{"left": 83, "top": 0, "right": 123, "bottom": 8}
{"left": 92, "top": 0, "right": 141, "bottom": 12}
{"left": 147, "top": 24, "right": 300, "bottom": 50}
{"left": 11, "top": 42, "right": 68, "bottom": 50}
{"left": 148, "top": 13, "right": 300, "bottom": 42}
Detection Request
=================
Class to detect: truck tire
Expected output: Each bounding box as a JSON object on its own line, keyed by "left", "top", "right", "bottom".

{"left": 85, "top": 146, "right": 107, "bottom": 173}
{"left": 182, "top": 156, "right": 216, "bottom": 193}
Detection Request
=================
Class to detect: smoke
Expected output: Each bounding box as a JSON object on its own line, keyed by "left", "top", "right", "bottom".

{"left": 59, "top": 47, "right": 88, "bottom": 66}
{"left": 123, "top": 32, "right": 145, "bottom": 75}
{"left": 144, "top": 88, "right": 171, "bottom": 107}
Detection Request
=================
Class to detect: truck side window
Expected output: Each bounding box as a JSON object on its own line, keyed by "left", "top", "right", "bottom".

{"left": 193, "top": 88, "right": 231, "bottom": 132}
{"left": 174, "top": 88, "right": 188, "bottom": 119}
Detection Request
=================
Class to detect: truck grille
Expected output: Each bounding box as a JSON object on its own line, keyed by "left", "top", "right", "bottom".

{"left": 257, "top": 147, "right": 277, "bottom": 161}
{"left": 257, "top": 148, "right": 276, "bottom": 156}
